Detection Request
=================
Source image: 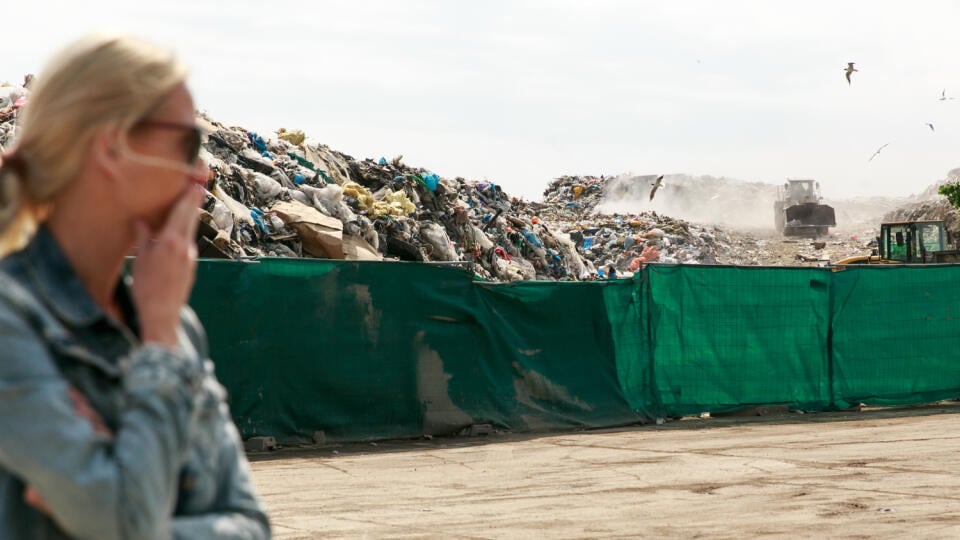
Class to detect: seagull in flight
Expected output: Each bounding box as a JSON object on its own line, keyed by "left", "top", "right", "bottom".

{"left": 926, "top": 123, "right": 935, "bottom": 132}
{"left": 649, "top": 175, "right": 664, "bottom": 201}
{"left": 844, "top": 62, "right": 858, "bottom": 85}
{"left": 868, "top": 143, "right": 889, "bottom": 162}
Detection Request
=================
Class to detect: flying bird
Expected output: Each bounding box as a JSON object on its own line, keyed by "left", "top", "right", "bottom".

{"left": 940, "top": 89, "right": 955, "bottom": 101}
{"left": 868, "top": 143, "right": 889, "bottom": 162}
{"left": 844, "top": 62, "right": 858, "bottom": 85}
{"left": 649, "top": 175, "right": 664, "bottom": 201}
{"left": 926, "top": 123, "right": 935, "bottom": 132}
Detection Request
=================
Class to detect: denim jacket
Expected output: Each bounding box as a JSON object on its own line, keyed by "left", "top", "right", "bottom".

{"left": 0, "top": 226, "right": 270, "bottom": 539}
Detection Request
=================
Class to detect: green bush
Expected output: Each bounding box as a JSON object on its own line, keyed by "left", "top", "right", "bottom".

{"left": 938, "top": 182, "right": 960, "bottom": 209}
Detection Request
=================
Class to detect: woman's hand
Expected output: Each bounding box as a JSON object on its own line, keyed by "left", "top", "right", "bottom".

{"left": 132, "top": 187, "right": 203, "bottom": 349}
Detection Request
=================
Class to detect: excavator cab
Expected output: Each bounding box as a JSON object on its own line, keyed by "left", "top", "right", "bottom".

{"left": 878, "top": 221, "right": 948, "bottom": 263}
{"left": 837, "top": 220, "right": 960, "bottom": 265}
{"left": 880, "top": 224, "right": 911, "bottom": 262}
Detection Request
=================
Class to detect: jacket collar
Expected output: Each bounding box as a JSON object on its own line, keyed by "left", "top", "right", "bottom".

{"left": 26, "top": 225, "right": 138, "bottom": 333}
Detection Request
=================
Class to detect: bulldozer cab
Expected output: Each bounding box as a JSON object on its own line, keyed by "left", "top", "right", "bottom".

{"left": 785, "top": 179, "right": 819, "bottom": 204}
{"left": 879, "top": 221, "right": 948, "bottom": 263}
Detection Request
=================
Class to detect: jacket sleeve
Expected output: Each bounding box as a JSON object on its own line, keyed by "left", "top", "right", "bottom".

{"left": 170, "top": 418, "right": 270, "bottom": 540}
{"left": 171, "top": 315, "right": 271, "bottom": 540}
{"left": 0, "top": 301, "right": 203, "bottom": 540}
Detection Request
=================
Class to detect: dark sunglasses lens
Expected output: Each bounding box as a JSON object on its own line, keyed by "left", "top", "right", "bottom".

{"left": 188, "top": 128, "right": 202, "bottom": 162}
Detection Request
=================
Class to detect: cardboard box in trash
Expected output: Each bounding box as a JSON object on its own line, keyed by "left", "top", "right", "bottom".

{"left": 271, "top": 200, "right": 380, "bottom": 261}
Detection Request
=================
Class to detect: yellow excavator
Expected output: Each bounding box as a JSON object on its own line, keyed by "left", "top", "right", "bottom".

{"left": 834, "top": 220, "right": 960, "bottom": 265}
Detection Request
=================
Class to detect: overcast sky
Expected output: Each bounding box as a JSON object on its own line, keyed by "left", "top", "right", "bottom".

{"left": 7, "top": 1, "right": 960, "bottom": 200}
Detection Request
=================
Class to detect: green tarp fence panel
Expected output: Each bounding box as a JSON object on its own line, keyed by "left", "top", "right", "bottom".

{"left": 831, "top": 265, "right": 960, "bottom": 408}
{"left": 471, "top": 280, "right": 641, "bottom": 431}
{"left": 191, "top": 259, "right": 650, "bottom": 442}
{"left": 189, "top": 259, "right": 960, "bottom": 443}
{"left": 645, "top": 265, "right": 832, "bottom": 417}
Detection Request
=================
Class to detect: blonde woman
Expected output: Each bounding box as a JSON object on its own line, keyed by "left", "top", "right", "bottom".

{"left": 0, "top": 35, "right": 270, "bottom": 539}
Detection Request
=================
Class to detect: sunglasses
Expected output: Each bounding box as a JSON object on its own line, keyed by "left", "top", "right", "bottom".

{"left": 134, "top": 120, "right": 203, "bottom": 164}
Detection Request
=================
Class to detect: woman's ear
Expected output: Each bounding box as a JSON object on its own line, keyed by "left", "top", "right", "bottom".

{"left": 92, "top": 126, "right": 125, "bottom": 177}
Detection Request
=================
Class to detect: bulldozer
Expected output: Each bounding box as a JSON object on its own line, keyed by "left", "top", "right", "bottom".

{"left": 774, "top": 179, "right": 836, "bottom": 236}
{"left": 834, "top": 220, "right": 960, "bottom": 265}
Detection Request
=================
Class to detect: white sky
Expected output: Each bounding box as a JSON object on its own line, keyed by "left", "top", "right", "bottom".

{"left": 7, "top": 1, "right": 960, "bottom": 200}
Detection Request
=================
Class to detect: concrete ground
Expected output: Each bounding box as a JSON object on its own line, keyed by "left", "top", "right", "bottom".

{"left": 250, "top": 403, "right": 960, "bottom": 539}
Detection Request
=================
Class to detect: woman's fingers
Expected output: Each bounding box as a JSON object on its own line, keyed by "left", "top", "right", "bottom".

{"left": 23, "top": 486, "right": 52, "bottom": 515}
{"left": 131, "top": 188, "right": 201, "bottom": 348}
{"left": 68, "top": 387, "right": 111, "bottom": 437}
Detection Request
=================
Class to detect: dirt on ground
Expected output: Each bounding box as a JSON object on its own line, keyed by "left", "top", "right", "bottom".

{"left": 250, "top": 403, "right": 960, "bottom": 539}
{"left": 713, "top": 222, "right": 881, "bottom": 267}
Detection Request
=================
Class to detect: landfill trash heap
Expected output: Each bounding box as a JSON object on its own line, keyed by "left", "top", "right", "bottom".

{"left": 882, "top": 168, "right": 960, "bottom": 238}
{"left": 190, "top": 119, "right": 607, "bottom": 282}
{"left": 2, "top": 77, "right": 743, "bottom": 281}
{"left": 539, "top": 175, "right": 753, "bottom": 269}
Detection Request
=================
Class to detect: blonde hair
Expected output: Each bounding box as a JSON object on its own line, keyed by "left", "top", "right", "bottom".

{"left": 0, "top": 33, "right": 188, "bottom": 255}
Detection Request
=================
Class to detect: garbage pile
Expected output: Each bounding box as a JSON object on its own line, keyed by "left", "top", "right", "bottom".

{"left": 883, "top": 199, "right": 959, "bottom": 232}
{"left": 2, "top": 79, "right": 604, "bottom": 281}
{"left": 11, "top": 71, "right": 942, "bottom": 277}
{"left": 189, "top": 115, "right": 619, "bottom": 281}
{"left": 0, "top": 78, "right": 811, "bottom": 278}
{"left": 538, "top": 176, "right": 747, "bottom": 269}
{"left": 0, "top": 78, "right": 29, "bottom": 147}
{"left": 882, "top": 168, "right": 960, "bottom": 237}
{"left": 538, "top": 175, "right": 609, "bottom": 219}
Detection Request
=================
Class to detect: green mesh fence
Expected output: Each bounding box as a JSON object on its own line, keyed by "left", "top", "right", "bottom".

{"left": 189, "top": 259, "right": 960, "bottom": 443}
{"left": 645, "top": 265, "right": 832, "bottom": 417}
{"left": 831, "top": 265, "right": 960, "bottom": 407}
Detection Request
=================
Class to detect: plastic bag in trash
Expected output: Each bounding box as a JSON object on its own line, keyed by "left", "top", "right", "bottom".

{"left": 248, "top": 132, "right": 268, "bottom": 153}
{"left": 420, "top": 222, "right": 458, "bottom": 261}
{"left": 422, "top": 173, "right": 440, "bottom": 192}
{"left": 251, "top": 172, "right": 284, "bottom": 202}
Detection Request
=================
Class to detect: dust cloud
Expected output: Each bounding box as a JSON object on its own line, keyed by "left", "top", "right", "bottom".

{"left": 596, "top": 173, "right": 949, "bottom": 235}
{"left": 596, "top": 174, "right": 781, "bottom": 232}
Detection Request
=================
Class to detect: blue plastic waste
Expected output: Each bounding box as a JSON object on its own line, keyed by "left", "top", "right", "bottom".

{"left": 521, "top": 229, "right": 543, "bottom": 248}
{"left": 248, "top": 132, "right": 268, "bottom": 153}
{"left": 250, "top": 209, "right": 269, "bottom": 233}
{"left": 260, "top": 150, "right": 273, "bottom": 159}
{"left": 393, "top": 176, "right": 405, "bottom": 183}
{"left": 293, "top": 173, "right": 305, "bottom": 185}
{"left": 422, "top": 173, "right": 440, "bottom": 192}
{"left": 378, "top": 157, "right": 388, "bottom": 166}
{"left": 583, "top": 237, "right": 594, "bottom": 250}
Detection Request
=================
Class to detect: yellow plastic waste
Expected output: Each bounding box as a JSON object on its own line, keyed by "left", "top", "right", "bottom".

{"left": 342, "top": 182, "right": 376, "bottom": 209}
{"left": 372, "top": 191, "right": 417, "bottom": 217}
{"left": 342, "top": 182, "right": 416, "bottom": 217}
{"left": 276, "top": 128, "right": 306, "bottom": 146}
{"left": 572, "top": 186, "right": 584, "bottom": 199}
